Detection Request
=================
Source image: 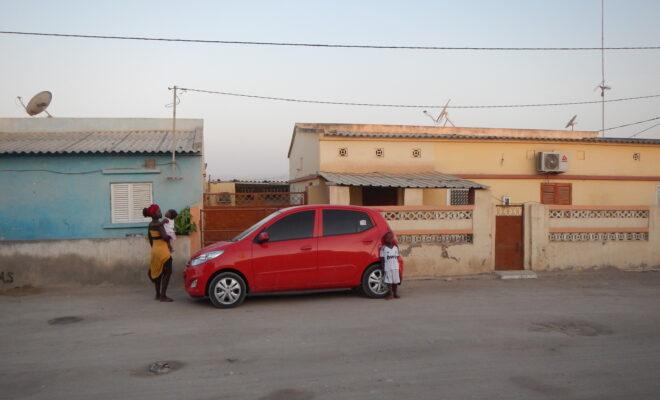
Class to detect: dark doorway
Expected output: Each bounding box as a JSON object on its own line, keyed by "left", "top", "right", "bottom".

{"left": 495, "top": 206, "right": 524, "bottom": 270}
{"left": 362, "top": 187, "right": 399, "bottom": 206}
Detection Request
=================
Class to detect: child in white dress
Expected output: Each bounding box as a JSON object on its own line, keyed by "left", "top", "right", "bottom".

{"left": 380, "top": 231, "right": 401, "bottom": 300}
{"left": 163, "top": 209, "right": 178, "bottom": 253}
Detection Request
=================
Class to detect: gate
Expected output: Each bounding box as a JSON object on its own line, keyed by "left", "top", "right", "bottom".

{"left": 495, "top": 205, "right": 524, "bottom": 270}
{"left": 201, "top": 192, "right": 306, "bottom": 247}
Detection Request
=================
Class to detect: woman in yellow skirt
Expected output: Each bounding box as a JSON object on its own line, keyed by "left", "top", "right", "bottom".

{"left": 143, "top": 204, "right": 174, "bottom": 302}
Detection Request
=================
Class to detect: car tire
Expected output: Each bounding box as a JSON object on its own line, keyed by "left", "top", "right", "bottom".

{"left": 208, "top": 272, "right": 247, "bottom": 308}
{"left": 361, "top": 264, "right": 389, "bottom": 299}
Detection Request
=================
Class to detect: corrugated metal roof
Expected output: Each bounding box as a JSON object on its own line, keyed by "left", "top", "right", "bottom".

{"left": 319, "top": 171, "right": 487, "bottom": 189}
{"left": 0, "top": 129, "right": 203, "bottom": 154}
{"left": 325, "top": 131, "right": 660, "bottom": 145}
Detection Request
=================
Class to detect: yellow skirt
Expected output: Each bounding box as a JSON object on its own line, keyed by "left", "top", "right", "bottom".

{"left": 149, "top": 238, "right": 171, "bottom": 280}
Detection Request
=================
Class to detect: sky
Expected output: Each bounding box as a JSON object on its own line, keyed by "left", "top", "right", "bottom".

{"left": 1, "top": 0, "right": 659, "bottom": 179}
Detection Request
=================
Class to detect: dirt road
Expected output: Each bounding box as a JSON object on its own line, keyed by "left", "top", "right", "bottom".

{"left": 1, "top": 270, "right": 660, "bottom": 400}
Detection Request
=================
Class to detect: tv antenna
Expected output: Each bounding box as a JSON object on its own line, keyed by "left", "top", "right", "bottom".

{"left": 565, "top": 115, "right": 578, "bottom": 131}
{"left": 17, "top": 91, "right": 53, "bottom": 117}
{"left": 595, "top": 0, "right": 610, "bottom": 136}
{"left": 423, "top": 99, "right": 455, "bottom": 127}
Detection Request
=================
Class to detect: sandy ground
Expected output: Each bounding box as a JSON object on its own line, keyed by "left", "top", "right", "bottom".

{"left": 1, "top": 270, "right": 660, "bottom": 400}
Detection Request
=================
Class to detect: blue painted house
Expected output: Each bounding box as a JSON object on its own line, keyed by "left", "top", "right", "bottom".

{"left": 0, "top": 118, "right": 204, "bottom": 241}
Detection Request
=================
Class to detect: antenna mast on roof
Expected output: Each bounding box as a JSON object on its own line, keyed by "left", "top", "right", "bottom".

{"left": 423, "top": 99, "right": 456, "bottom": 127}
{"left": 166, "top": 85, "right": 182, "bottom": 179}
{"left": 595, "top": 0, "right": 610, "bottom": 137}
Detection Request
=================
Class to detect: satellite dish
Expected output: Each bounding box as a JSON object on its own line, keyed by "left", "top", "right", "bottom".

{"left": 565, "top": 114, "right": 578, "bottom": 130}
{"left": 17, "top": 91, "right": 53, "bottom": 117}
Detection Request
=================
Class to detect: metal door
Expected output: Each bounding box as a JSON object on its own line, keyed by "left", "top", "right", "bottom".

{"left": 495, "top": 205, "right": 524, "bottom": 270}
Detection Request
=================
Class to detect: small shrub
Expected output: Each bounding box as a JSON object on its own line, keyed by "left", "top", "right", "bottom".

{"left": 174, "top": 207, "right": 197, "bottom": 235}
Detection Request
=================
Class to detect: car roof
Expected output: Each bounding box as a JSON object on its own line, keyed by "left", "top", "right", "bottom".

{"left": 280, "top": 204, "right": 377, "bottom": 213}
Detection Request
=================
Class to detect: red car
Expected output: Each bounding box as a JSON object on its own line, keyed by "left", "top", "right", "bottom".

{"left": 184, "top": 205, "right": 402, "bottom": 308}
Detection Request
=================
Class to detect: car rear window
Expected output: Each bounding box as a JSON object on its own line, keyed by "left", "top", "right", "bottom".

{"left": 323, "top": 210, "right": 373, "bottom": 236}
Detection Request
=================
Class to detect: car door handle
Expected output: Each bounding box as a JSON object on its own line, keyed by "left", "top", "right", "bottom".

{"left": 300, "top": 245, "right": 313, "bottom": 251}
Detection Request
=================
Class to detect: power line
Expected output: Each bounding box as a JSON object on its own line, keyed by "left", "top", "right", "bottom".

{"left": 178, "top": 87, "right": 660, "bottom": 109}
{"left": 2, "top": 30, "right": 660, "bottom": 51}
{"left": 603, "top": 116, "right": 660, "bottom": 132}
{"left": 629, "top": 121, "right": 660, "bottom": 137}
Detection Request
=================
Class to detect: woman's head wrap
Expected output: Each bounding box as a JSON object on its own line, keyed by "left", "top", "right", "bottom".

{"left": 146, "top": 204, "right": 160, "bottom": 218}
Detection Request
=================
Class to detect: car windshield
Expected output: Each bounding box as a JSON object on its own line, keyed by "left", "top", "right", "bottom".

{"left": 230, "top": 211, "right": 283, "bottom": 242}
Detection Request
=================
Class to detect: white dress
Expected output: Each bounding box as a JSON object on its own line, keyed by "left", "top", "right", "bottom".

{"left": 380, "top": 245, "right": 400, "bottom": 284}
{"left": 163, "top": 219, "right": 176, "bottom": 244}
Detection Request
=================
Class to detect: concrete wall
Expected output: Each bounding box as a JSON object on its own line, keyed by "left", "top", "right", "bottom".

{"left": 381, "top": 190, "right": 494, "bottom": 278}
{"left": 0, "top": 236, "right": 191, "bottom": 289}
{"left": 526, "top": 205, "right": 660, "bottom": 271}
{"left": 0, "top": 153, "right": 203, "bottom": 240}
{"left": 319, "top": 139, "right": 436, "bottom": 173}
{"left": 288, "top": 130, "right": 320, "bottom": 181}
{"left": 423, "top": 189, "right": 448, "bottom": 206}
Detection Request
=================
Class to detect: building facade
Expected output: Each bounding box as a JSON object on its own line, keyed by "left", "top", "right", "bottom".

{"left": 0, "top": 118, "right": 205, "bottom": 287}
{"left": 289, "top": 123, "right": 660, "bottom": 207}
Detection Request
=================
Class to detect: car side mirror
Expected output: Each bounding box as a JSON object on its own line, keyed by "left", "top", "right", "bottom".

{"left": 256, "top": 231, "right": 270, "bottom": 244}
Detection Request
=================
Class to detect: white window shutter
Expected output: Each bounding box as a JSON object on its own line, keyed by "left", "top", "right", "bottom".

{"left": 111, "top": 183, "right": 130, "bottom": 223}
{"left": 111, "top": 182, "right": 153, "bottom": 223}
{"left": 130, "top": 183, "right": 153, "bottom": 222}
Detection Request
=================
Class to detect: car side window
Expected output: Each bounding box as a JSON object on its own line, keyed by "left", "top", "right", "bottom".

{"left": 264, "top": 211, "right": 315, "bottom": 242}
{"left": 323, "top": 210, "right": 373, "bottom": 236}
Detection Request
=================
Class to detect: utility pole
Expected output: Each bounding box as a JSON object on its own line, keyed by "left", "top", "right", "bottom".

{"left": 169, "top": 85, "right": 177, "bottom": 176}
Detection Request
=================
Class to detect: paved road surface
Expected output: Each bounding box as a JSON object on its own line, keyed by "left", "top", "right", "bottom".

{"left": 1, "top": 270, "right": 660, "bottom": 400}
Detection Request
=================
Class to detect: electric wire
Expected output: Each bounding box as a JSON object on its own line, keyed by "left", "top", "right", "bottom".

{"left": 629, "top": 121, "right": 660, "bottom": 137}
{"left": 178, "top": 87, "right": 660, "bottom": 109}
{"left": 0, "top": 162, "right": 177, "bottom": 175}
{"left": 2, "top": 31, "right": 660, "bottom": 51}
{"left": 603, "top": 116, "right": 660, "bottom": 132}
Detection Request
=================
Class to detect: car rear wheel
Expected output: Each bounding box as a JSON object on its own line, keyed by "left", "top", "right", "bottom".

{"left": 208, "top": 272, "right": 247, "bottom": 308}
{"left": 361, "top": 264, "right": 389, "bottom": 298}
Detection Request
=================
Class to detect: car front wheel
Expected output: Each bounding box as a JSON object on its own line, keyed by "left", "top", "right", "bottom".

{"left": 361, "top": 264, "right": 389, "bottom": 298}
{"left": 208, "top": 272, "right": 247, "bottom": 308}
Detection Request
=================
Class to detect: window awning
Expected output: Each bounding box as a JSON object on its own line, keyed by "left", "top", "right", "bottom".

{"left": 318, "top": 171, "right": 487, "bottom": 189}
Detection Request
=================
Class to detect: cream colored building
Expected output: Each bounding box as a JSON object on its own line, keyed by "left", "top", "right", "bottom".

{"left": 288, "top": 123, "right": 660, "bottom": 206}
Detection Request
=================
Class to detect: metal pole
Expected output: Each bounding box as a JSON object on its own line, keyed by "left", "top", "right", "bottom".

{"left": 601, "top": 0, "right": 605, "bottom": 137}
{"left": 171, "top": 85, "right": 177, "bottom": 175}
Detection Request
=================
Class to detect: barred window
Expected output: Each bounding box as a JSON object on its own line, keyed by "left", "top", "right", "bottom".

{"left": 412, "top": 148, "right": 422, "bottom": 158}
{"left": 110, "top": 182, "right": 153, "bottom": 223}
{"left": 338, "top": 148, "right": 348, "bottom": 157}
{"left": 375, "top": 148, "right": 384, "bottom": 157}
{"left": 448, "top": 189, "right": 470, "bottom": 205}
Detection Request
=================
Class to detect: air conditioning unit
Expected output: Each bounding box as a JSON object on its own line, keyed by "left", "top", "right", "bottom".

{"left": 537, "top": 152, "right": 568, "bottom": 173}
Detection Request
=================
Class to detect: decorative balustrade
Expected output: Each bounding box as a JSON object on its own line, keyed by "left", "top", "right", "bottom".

{"left": 373, "top": 206, "right": 474, "bottom": 245}
{"left": 547, "top": 206, "right": 650, "bottom": 242}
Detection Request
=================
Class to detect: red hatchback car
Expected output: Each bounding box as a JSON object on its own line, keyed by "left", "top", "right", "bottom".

{"left": 184, "top": 205, "right": 402, "bottom": 308}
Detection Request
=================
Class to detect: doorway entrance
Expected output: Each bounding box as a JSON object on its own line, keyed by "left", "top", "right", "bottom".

{"left": 495, "top": 205, "right": 524, "bottom": 270}
{"left": 362, "top": 187, "right": 399, "bottom": 206}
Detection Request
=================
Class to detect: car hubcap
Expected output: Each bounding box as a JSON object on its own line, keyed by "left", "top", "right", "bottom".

{"left": 214, "top": 277, "right": 241, "bottom": 305}
{"left": 368, "top": 269, "right": 387, "bottom": 295}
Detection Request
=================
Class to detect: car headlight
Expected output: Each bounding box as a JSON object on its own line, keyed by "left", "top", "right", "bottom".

{"left": 190, "top": 250, "right": 224, "bottom": 267}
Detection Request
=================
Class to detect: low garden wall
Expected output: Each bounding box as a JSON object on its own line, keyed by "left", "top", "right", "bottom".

{"left": 0, "top": 236, "right": 191, "bottom": 289}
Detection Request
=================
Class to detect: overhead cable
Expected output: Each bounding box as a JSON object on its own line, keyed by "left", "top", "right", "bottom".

{"left": 178, "top": 87, "right": 660, "bottom": 109}
{"left": 628, "top": 121, "right": 660, "bottom": 137}
{"left": 604, "top": 116, "right": 660, "bottom": 132}
{"left": 2, "top": 31, "right": 660, "bottom": 51}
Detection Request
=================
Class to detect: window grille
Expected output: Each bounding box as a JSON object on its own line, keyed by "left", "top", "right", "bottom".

{"left": 448, "top": 189, "right": 470, "bottom": 205}
{"left": 375, "top": 148, "right": 384, "bottom": 158}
